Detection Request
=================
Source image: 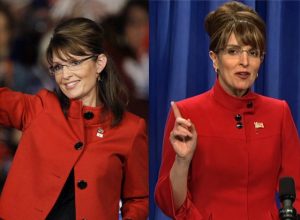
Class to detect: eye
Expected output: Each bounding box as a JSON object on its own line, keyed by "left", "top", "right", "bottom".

{"left": 69, "top": 60, "right": 82, "bottom": 66}
{"left": 249, "top": 49, "right": 260, "bottom": 57}
{"left": 50, "top": 64, "right": 63, "bottom": 73}
{"left": 226, "top": 47, "right": 240, "bottom": 55}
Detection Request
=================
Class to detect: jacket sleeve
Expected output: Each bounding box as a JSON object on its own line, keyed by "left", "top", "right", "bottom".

{"left": 155, "top": 106, "right": 205, "bottom": 220}
{"left": 121, "top": 118, "right": 149, "bottom": 220}
{"left": 0, "top": 87, "right": 44, "bottom": 131}
{"left": 279, "top": 101, "right": 300, "bottom": 211}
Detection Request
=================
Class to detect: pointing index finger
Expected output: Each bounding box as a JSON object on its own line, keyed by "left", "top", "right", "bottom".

{"left": 171, "top": 101, "right": 182, "bottom": 118}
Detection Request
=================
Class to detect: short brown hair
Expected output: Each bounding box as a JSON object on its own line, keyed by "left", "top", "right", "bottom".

{"left": 47, "top": 17, "right": 128, "bottom": 126}
{"left": 204, "top": 1, "right": 266, "bottom": 53}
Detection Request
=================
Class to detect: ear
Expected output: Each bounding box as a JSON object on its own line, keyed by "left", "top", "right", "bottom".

{"left": 260, "top": 55, "right": 264, "bottom": 63}
{"left": 96, "top": 54, "right": 107, "bottom": 76}
{"left": 209, "top": 51, "right": 219, "bottom": 72}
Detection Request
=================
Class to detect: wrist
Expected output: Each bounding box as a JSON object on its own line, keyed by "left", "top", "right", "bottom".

{"left": 174, "top": 154, "right": 192, "bottom": 168}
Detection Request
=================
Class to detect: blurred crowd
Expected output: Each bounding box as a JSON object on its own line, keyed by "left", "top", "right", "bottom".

{"left": 0, "top": 0, "right": 149, "bottom": 193}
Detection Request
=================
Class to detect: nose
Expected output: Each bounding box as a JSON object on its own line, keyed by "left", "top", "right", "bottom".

{"left": 61, "top": 66, "right": 73, "bottom": 79}
{"left": 239, "top": 51, "right": 249, "bottom": 67}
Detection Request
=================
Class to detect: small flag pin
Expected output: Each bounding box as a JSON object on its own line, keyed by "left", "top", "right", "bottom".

{"left": 96, "top": 128, "right": 104, "bottom": 138}
{"left": 254, "top": 122, "right": 264, "bottom": 129}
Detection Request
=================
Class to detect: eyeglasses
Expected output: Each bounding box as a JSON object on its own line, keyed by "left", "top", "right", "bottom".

{"left": 217, "top": 45, "right": 264, "bottom": 59}
{"left": 49, "top": 55, "right": 98, "bottom": 76}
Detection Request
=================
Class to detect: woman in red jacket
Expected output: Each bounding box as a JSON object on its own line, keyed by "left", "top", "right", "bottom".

{"left": 155, "top": 2, "right": 300, "bottom": 220}
{"left": 0, "top": 17, "right": 148, "bottom": 219}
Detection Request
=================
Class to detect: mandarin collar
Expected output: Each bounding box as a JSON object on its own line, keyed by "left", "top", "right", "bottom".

{"left": 68, "top": 99, "right": 110, "bottom": 125}
{"left": 68, "top": 99, "right": 83, "bottom": 119}
{"left": 211, "top": 80, "right": 256, "bottom": 113}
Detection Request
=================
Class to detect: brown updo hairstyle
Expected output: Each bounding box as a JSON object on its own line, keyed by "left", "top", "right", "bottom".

{"left": 204, "top": 1, "right": 266, "bottom": 55}
{"left": 47, "top": 17, "right": 128, "bottom": 127}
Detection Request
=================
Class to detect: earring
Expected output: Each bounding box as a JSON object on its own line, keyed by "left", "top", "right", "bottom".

{"left": 97, "top": 74, "right": 101, "bottom": 81}
{"left": 256, "top": 73, "right": 258, "bottom": 78}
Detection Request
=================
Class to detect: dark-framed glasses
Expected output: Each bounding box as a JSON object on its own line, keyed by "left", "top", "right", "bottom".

{"left": 49, "top": 55, "right": 98, "bottom": 76}
{"left": 218, "top": 45, "right": 264, "bottom": 59}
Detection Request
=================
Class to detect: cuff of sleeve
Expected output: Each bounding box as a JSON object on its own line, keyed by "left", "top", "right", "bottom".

{"left": 174, "top": 191, "right": 191, "bottom": 217}
{"left": 155, "top": 174, "right": 204, "bottom": 219}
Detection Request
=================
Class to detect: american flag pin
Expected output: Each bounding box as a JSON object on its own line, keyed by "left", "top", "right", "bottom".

{"left": 96, "top": 128, "right": 104, "bottom": 138}
{"left": 254, "top": 122, "right": 264, "bottom": 129}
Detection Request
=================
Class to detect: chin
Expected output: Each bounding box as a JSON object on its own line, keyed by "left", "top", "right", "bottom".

{"left": 236, "top": 85, "right": 250, "bottom": 90}
{"left": 62, "top": 91, "right": 80, "bottom": 100}
{"left": 235, "top": 82, "right": 252, "bottom": 90}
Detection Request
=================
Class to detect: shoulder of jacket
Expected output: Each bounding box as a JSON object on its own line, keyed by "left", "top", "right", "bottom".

{"left": 123, "top": 111, "right": 145, "bottom": 125}
{"left": 256, "top": 93, "right": 285, "bottom": 107}
{"left": 35, "top": 89, "right": 60, "bottom": 111}
{"left": 177, "top": 91, "right": 210, "bottom": 107}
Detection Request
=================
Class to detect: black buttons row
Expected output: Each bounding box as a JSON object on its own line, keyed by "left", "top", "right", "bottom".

{"left": 73, "top": 143, "right": 87, "bottom": 190}
{"left": 73, "top": 142, "right": 87, "bottom": 190}
{"left": 235, "top": 114, "right": 243, "bottom": 129}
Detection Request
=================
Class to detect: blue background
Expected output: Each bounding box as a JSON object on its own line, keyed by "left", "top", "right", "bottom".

{"left": 149, "top": 1, "right": 300, "bottom": 219}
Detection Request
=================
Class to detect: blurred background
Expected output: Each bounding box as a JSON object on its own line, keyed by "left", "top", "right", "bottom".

{"left": 0, "top": 0, "right": 149, "bottom": 196}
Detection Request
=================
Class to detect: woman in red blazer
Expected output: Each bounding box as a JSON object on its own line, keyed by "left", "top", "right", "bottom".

{"left": 0, "top": 18, "right": 148, "bottom": 219}
{"left": 155, "top": 2, "right": 300, "bottom": 220}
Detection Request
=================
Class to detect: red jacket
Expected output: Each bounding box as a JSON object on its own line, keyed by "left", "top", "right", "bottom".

{"left": 0, "top": 88, "right": 148, "bottom": 219}
{"left": 155, "top": 80, "right": 300, "bottom": 220}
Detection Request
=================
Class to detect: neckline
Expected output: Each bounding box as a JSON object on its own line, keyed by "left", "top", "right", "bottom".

{"left": 67, "top": 99, "right": 111, "bottom": 126}
{"left": 211, "top": 79, "right": 257, "bottom": 113}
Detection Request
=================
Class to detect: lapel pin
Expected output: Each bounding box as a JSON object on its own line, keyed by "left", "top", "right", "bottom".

{"left": 254, "top": 122, "right": 264, "bottom": 129}
{"left": 96, "top": 128, "right": 104, "bottom": 138}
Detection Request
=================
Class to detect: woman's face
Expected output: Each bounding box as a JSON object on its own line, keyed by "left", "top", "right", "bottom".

{"left": 53, "top": 52, "right": 107, "bottom": 106}
{"left": 210, "top": 33, "right": 262, "bottom": 97}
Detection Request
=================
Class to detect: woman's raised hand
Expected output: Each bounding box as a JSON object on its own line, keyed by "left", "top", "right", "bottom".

{"left": 169, "top": 101, "right": 197, "bottom": 163}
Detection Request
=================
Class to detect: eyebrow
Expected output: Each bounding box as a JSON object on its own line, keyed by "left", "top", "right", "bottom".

{"left": 52, "top": 58, "right": 76, "bottom": 65}
{"left": 51, "top": 62, "right": 64, "bottom": 65}
{"left": 52, "top": 55, "right": 77, "bottom": 64}
{"left": 226, "top": 44, "right": 239, "bottom": 46}
{"left": 226, "top": 44, "right": 254, "bottom": 49}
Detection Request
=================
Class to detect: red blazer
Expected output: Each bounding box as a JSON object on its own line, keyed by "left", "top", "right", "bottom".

{"left": 155, "top": 80, "right": 300, "bottom": 220}
{"left": 0, "top": 88, "right": 148, "bottom": 220}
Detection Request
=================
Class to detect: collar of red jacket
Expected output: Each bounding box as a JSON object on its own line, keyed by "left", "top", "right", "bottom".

{"left": 67, "top": 99, "right": 111, "bottom": 126}
{"left": 211, "top": 79, "right": 257, "bottom": 114}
